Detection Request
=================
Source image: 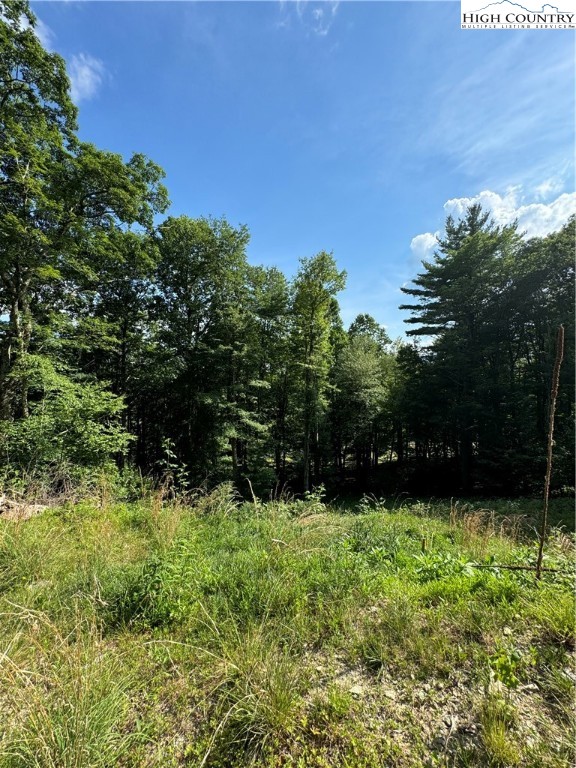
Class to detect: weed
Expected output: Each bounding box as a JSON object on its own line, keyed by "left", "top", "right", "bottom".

{"left": 196, "top": 482, "right": 241, "bottom": 516}
{"left": 414, "top": 551, "right": 475, "bottom": 582}
{"left": 488, "top": 646, "right": 523, "bottom": 688}
{"left": 201, "top": 624, "right": 306, "bottom": 764}
{"left": 524, "top": 588, "right": 575, "bottom": 649}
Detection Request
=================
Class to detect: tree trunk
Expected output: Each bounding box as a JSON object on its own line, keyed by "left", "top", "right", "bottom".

{"left": 0, "top": 288, "right": 32, "bottom": 419}
{"left": 397, "top": 423, "right": 404, "bottom": 464}
{"left": 302, "top": 428, "right": 310, "bottom": 492}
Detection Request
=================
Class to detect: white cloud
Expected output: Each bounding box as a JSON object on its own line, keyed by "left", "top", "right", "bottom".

{"left": 68, "top": 53, "right": 106, "bottom": 103}
{"left": 18, "top": 14, "right": 107, "bottom": 104}
{"left": 513, "top": 193, "right": 576, "bottom": 238}
{"left": 280, "top": 0, "right": 339, "bottom": 36}
{"left": 443, "top": 187, "right": 576, "bottom": 239}
{"left": 34, "top": 17, "right": 54, "bottom": 50}
{"left": 534, "top": 177, "right": 564, "bottom": 201}
{"left": 412, "top": 186, "right": 576, "bottom": 262}
{"left": 410, "top": 232, "right": 439, "bottom": 262}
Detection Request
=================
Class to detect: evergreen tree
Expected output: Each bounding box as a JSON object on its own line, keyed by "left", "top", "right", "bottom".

{"left": 290, "top": 252, "right": 346, "bottom": 490}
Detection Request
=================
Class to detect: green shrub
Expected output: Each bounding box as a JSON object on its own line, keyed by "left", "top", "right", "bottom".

{"left": 0, "top": 356, "right": 130, "bottom": 485}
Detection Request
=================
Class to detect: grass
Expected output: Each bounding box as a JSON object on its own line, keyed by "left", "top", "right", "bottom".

{"left": 0, "top": 610, "right": 134, "bottom": 768}
{"left": 479, "top": 693, "right": 521, "bottom": 767}
{"left": 0, "top": 486, "right": 574, "bottom": 767}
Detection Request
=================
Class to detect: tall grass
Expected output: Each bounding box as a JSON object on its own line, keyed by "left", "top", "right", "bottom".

{"left": 0, "top": 609, "right": 133, "bottom": 768}
{"left": 0, "top": 489, "right": 573, "bottom": 767}
{"left": 196, "top": 622, "right": 306, "bottom": 765}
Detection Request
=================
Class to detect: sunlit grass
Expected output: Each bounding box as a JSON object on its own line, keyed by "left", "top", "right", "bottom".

{"left": 0, "top": 488, "right": 573, "bottom": 767}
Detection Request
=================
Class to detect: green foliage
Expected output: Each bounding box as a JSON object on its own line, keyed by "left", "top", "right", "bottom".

{"left": 414, "top": 552, "right": 476, "bottom": 582}
{"left": 488, "top": 646, "right": 523, "bottom": 688}
{"left": 0, "top": 0, "right": 573, "bottom": 507}
{"left": 348, "top": 313, "right": 390, "bottom": 350}
{"left": 202, "top": 627, "right": 306, "bottom": 764}
{"left": 0, "top": 495, "right": 574, "bottom": 767}
{"left": 479, "top": 694, "right": 521, "bottom": 767}
{"left": 0, "top": 0, "right": 166, "bottom": 487}
{"left": 0, "top": 356, "right": 130, "bottom": 476}
{"left": 157, "top": 438, "right": 191, "bottom": 495}
{"left": 290, "top": 251, "right": 346, "bottom": 490}
{"left": 398, "top": 209, "right": 574, "bottom": 494}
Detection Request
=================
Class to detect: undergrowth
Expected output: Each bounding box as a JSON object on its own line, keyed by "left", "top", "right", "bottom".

{"left": 0, "top": 486, "right": 573, "bottom": 767}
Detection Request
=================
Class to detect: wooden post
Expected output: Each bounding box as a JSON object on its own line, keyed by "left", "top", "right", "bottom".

{"left": 535, "top": 325, "right": 564, "bottom": 580}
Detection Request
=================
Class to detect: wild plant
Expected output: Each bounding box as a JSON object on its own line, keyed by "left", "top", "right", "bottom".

{"left": 0, "top": 608, "right": 134, "bottom": 768}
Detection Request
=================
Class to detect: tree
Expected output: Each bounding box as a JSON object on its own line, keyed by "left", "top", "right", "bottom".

{"left": 332, "top": 334, "right": 387, "bottom": 478}
{"left": 290, "top": 252, "right": 346, "bottom": 490}
{"left": 399, "top": 205, "right": 574, "bottom": 493}
{"left": 150, "top": 215, "right": 252, "bottom": 479}
{"left": 0, "top": 1, "right": 168, "bottom": 485}
{"left": 400, "top": 204, "right": 521, "bottom": 490}
{"left": 0, "top": 355, "right": 130, "bottom": 483}
{"left": 348, "top": 313, "right": 391, "bottom": 351}
{"left": 0, "top": 0, "right": 76, "bottom": 416}
{"left": 244, "top": 265, "right": 291, "bottom": 487}
{"left": 0, "top": 2, "right": 168, "bottom": 419}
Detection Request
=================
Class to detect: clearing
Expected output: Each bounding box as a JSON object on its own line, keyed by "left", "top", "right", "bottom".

{"left": 0, "top": 487, "right": 574, "bottom": 767}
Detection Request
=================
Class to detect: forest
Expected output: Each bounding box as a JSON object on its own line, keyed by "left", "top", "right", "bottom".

{"left": 1, "top": 0, "right": 574, "bottom": 502}
{"left": 1, "top": 5, "right": 575, "bottom": 768}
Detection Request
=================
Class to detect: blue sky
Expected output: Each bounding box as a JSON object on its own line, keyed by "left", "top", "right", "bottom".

{"left": 31, "top": 1, "right": 575, "bottom": 338}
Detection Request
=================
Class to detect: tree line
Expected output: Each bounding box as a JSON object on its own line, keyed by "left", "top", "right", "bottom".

{"left": 1, "top": 1, "right": 573, "bottom": 497}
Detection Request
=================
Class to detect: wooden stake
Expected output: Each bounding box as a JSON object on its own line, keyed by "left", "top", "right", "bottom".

{"left": 536, "top": 325, "right": 565, "bottom": 580}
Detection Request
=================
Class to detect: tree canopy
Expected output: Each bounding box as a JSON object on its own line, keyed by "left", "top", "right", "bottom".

{"left": 1, "top": 1, "right": 573, "bottom": 498}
